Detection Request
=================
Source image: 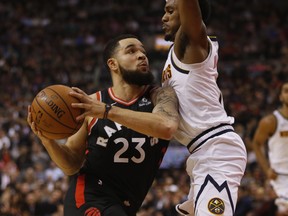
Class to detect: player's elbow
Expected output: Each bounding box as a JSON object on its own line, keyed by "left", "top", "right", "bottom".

{"left": 61, "top": 157, "right": 83, "bottom": 176}
{"left": 63, "top": 170, "right": 77, "bottom": 176}
{"left": 158, "top": 121, "right": 178, "bottom": 140}
{"left": 62, "top": 166, "right": 81, "bottom": 176}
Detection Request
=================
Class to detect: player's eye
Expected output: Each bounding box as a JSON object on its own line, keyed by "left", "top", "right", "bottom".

{"left": 165, "top": 7, "right": 174, "bottom": 14}
{"left": 127, "top": 49, "right": 135, "bottom": 54}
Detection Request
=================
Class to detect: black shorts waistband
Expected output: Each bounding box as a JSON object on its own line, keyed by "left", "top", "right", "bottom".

{"left": 187, "top": 123, "right": 234, "bottom": 154}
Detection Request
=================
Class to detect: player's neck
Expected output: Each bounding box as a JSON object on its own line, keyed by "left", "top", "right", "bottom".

{"left": 279, "top": 106, "right": 288, "bottom": 118}
{"left": 111, "top": 85, "right": 147, "bottom": 101}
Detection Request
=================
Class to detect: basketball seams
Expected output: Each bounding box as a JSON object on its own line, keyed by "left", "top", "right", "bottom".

{"left": 46, "top": 86, "right": 80, "bottom": 125}
{"left": 32, "top": 100, "right": 72, "bottom": 139}
{"left": 31, "top": 85, "right": 83, "bottom": 139}
{"left": 34, "top": 95, "right": 76, "bottom": 131}
{"left": 47, "top": 86, "right": 84, "bottom": 134}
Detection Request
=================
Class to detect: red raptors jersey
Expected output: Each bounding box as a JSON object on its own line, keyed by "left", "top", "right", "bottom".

{"left": 65, "top": 86, "right": 169, "bottom": 216}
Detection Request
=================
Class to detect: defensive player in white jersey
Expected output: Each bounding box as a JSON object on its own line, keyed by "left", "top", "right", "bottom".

{"left": 161, "top": 0, "right": 247, "bottom": 215}
{"left": 252, "top": 81, "right": 288, "bottom": 216}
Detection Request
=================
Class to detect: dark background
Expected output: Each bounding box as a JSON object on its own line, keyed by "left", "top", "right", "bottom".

{"left": 0, "top": 0, "right": 287, "bottom": 215}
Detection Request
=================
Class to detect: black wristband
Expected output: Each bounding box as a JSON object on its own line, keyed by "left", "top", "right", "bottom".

{"left": 103, "top": 104, "right": 112, "bottom": 119}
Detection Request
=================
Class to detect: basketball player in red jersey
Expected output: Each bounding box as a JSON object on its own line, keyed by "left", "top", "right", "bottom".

{"left": 27, "top": 34, "right": 180, "bottom": 216}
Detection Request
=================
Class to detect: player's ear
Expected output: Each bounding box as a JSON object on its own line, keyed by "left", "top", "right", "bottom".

{"left": 107, "top": 58, "right": 118, "bottom": 71}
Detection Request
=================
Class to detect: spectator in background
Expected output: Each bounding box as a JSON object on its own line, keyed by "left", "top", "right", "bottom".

{"left": 0, "top": 0, "right": 287, "bottom": 215}
{"left": 0, "top": 128, "right": 11, "bottom": 150}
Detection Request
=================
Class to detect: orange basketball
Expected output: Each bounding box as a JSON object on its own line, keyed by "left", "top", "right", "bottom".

{"left": 31, "top": 85, "right": 83, "bottom": 139}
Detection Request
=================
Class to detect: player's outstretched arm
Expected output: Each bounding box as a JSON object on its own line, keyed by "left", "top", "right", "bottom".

{"left": 175, "top": 0, "right": 209, "bottom": 63}
{"left": 108, "top": 86, "right": 179, "bottom": 140}
{"left": 27, "top": 105, "right": 87, "bottom": 175}
{"left": 178, "top": 0, "right": 205, "bottom": 42}
{"left": 70, "top": 86, "right": 179, "bottom": 140}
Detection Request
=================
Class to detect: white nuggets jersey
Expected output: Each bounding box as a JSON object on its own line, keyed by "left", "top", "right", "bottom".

{"left": 161, "top": 37, "right": 234, "bottom": 146}
{"left": 268, "top": 110, "right": 288, "bottom": 175}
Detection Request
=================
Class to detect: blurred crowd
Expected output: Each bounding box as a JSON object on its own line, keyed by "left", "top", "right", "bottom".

{"left": 0, "top": 0, "right": 287, "bottom": 215}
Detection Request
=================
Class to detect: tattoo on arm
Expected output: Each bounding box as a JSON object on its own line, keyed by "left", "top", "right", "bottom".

{"left": 152, "top": 87, "right": 179, "bottom": 121}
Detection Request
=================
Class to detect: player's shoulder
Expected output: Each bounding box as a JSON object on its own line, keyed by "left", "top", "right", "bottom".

{"left": 150, "top": 85, "right": 175, "bottom": 97}
{"left": 89, "top": 88, "right": 110, "bottom": 101}
{"left": 208, "top": 35, "right": 217, "bottom": 41}
{"left": 89, "top": 92, "right": 99, "bottom": 100}
{"left": 150, "top": 85, "right": 177, "bottom": 105}
{"left": 258, "top": 113, "right": 277, "bottom": 133}
{"left": 261, "top": 113, "right": 277, "bottom": 124}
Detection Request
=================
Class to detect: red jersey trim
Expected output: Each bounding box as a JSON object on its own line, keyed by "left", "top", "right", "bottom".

{"left": 87, "top": 91, "right": 101, "bottom": 134}
{"left": 95, "top": 91, "right": 101, "bottom": 101}
{"left": 75, "top": 174, "right": 86, "bottom": 208}
{"left": 108, "top": 86, "right": 149, "bottom": 106}
{"left": 88, "top": 118, "right": 97, "bottom": 135}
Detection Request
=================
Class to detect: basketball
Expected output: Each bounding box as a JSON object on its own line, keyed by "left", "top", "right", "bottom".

{"left": 31, "top": 85, "right": 83, "bottom": 139}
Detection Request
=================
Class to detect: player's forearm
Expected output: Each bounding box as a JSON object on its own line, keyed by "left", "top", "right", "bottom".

{"left": 108, "top": 106, "right": 178, "bottom": 140}
{"left": 179, "top": 0, "right": 203, "bottom": 35}
{"left": 42, "top": 140, "right": 83, "bottom": 175}
{"left": 253, "top": 147, "right": 270, "bottom": 172}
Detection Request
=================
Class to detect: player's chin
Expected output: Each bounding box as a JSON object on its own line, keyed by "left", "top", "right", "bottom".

{"left": 164, "top": 33, "right": 173, "bottom": 42}
{"left": 162, "top": 28, "right": 170, "bottom": 40}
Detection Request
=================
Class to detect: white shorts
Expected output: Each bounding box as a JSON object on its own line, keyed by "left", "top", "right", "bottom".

{"left": 271, "top": 175, "right": 288, "bottom": 213}
{"left": 185, "top": 131, "right": 247, "bottom": 215}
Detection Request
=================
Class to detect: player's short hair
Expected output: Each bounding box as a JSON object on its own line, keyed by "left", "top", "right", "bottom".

{"left": 280, "top": 79, "right": 288, "bottom": 92}
{"left": 199, "top": 0, "right": 211, "bottom": 24}
{"left": 277, "top": 79, "right": 288, "bottom": 106}
{"left": 103, "top": 34, "right": 138, "bottom": 70}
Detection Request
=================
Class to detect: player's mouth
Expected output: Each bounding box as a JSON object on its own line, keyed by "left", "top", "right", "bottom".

{"left": 162, "top": 24, "right": 169, "bottom": 31}
{"left": 138, "top": 62, "right": 149, "bottom": 71}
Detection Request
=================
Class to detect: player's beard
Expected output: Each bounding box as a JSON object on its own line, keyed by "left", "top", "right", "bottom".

{"left": 120, "top": 66, "right": 154, "bottom": 86}
{"left": 164, "top": 33, "right": 175, "bottom": 42}
{"left": 164, "top": 25, "right": 179, "bottom": 42}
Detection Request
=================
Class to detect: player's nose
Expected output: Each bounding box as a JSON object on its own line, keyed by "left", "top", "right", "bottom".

{"left": 137, "top": 52, "right": 147, "bottom": 60}
{"left": 162, "top": 13, "right": 168, "bottom": 23}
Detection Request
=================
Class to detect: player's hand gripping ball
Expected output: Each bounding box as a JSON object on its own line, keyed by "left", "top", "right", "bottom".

{"left": 31, "top": 85, "right": 83, "bottom": 139}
